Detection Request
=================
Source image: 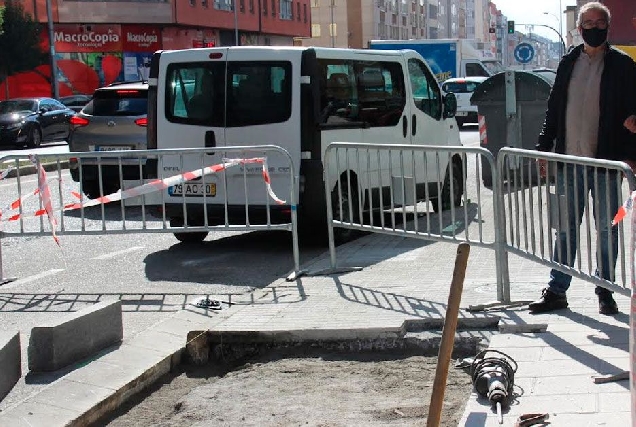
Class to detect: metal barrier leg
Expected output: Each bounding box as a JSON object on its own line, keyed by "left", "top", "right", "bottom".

{"left": 467, "top": 155, "right": 533, "bottom": 312}
{"left": 0, "top": 234, "right": 17, "bottom": 286}
{"left": 285, "top": 203, "right": 308, "bottom": 281}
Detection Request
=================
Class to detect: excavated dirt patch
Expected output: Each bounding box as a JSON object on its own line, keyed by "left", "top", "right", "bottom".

{"left": 101, "top": 345, "right": 474, "bottom": 427}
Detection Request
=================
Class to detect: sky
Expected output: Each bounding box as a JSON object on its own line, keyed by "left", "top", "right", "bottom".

{"left": 492, "top": 0, "right": 579, "bottom": 43}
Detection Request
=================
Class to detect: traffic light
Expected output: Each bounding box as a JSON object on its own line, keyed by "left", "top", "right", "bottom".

{"left": 507, "top": 21, "right": 515, "bottom": 34}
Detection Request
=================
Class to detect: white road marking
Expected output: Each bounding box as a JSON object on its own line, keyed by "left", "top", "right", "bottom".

{"left": 92, "top": 246, "right": 144, "bottom": 260}
{"left": 1, "top": 268, "right": 65, "bottom": 289}
{"left": 0, "top": 178, "right": 38, "bottom": 188}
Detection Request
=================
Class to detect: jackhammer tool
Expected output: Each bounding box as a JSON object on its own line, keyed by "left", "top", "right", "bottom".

{"left": 470, "top": 349, "right": 518, "bottom": 424}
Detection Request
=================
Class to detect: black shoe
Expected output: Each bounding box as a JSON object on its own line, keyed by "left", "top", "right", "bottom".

{"left": 528, "top": 288, "right": 568, "bottom": 313}
{"left": 598, "top": 294, "right": 619, "bottom": 315}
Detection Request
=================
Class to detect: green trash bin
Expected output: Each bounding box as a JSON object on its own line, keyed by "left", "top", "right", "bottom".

{"left": 471, "top": 70, "right": 553, "bottom": 186}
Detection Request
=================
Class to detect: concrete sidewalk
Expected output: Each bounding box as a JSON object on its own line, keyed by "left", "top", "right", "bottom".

{"left": 0, "top": 231, "right": 631, "bottom": 426}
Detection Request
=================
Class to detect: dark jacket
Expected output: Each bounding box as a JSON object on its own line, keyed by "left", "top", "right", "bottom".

{"left": 536, "top": 43, "right": 636, "bottom": 160}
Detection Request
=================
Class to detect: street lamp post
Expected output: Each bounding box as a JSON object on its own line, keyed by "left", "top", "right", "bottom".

{"left": 234, "top": 0, "right": 239, "bottom": 45}
{"left": 45, "top": 0, "right": 59, "bottom": 99}
{"left": 543, "top": 12, "right": 563, "bottom": 57}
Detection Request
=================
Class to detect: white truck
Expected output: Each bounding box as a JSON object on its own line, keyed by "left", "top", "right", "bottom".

{"left": 369, "top": 39, "right": 501, "bottom": 82}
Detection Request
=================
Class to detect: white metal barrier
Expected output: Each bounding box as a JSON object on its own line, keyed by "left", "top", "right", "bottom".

{"left": 497, "top": 148, "right": 636, "bottom": 297}
{"left": 0, "top": 145, "right": 301, "bottom": 284}
{"left": 323, "top": 142, "right": 509, "bottom": 298}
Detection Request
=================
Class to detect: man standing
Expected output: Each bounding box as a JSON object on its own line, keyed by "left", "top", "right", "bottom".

{"left": 530, "top": 1, "right": 636, "bottom": 315}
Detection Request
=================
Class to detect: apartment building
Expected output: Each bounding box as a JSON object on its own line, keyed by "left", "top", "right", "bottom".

{"left": 303, "top": 0, "right": 497, "bottom": 49}
{"left": 1, "top": 0, "right": 310, "bottom": 98}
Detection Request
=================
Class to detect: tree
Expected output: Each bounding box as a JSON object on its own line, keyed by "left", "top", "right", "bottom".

{"left": 0, "top": 1, "right": 48, "bottom": 98}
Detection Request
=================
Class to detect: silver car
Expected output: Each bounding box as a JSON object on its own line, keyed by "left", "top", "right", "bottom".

{"left": 68, "top": 81, "right": 148, "bottom": 198}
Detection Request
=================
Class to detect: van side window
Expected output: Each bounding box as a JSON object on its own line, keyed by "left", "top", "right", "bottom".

{"left": 227, "top": 61, "right": 292, "bottom": 127}
{"left": 408, "top": 58, "right": 442, "bottom": 120}
{"left": 318, "top": 59, "right": 405, "bottom": 127}
{"left": 165, "top": 62, "right": 225, "bottom": 126}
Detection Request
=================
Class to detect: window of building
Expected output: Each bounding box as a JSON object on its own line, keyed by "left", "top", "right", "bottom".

{"left": 311, "top": 24, "right": 321, "bottom": 37}
{"left": 429, "top": 4, "right": 437, "bottom": 20}
{"left": 272, "top": 0, "right": 276, "bottom": 16}
{"left": 263, "top": 0, "right": 268, "bottom": 14}
{"left": 189, "top": 0, "right": 195, "bottom": 5}
{"left": 240, "top": 0, "right": 245, "bottom": 12}
{"left": 202, "top": 0, "right": 208, "bottom": 7}
{"left": 250, "top": 0, "right": 254, "bottom": 13}
{"left": 280, "top": 0, "right": 292, "bottom": 19}
{"left": 297, "top": 2, "right": 300, "bottom": 21}
{"left": 311, "top": 0, "right": 319, "bottom": 7}
{"left": 303, "top": 3, "right": 307, "bottom": 22}
{"left": 317, "top": 59, "right": 406, "bottom": 128}
{"left": 214, "top": 0, "right": 233, "bottom": 11}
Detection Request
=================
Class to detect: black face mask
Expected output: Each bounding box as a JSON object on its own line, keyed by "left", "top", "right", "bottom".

{"left": 582, "top": 27, "right": 608, "bottom": 48}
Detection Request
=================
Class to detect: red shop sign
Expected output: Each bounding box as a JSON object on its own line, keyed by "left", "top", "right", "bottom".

{"left": 122, "top": 25, "right": 162, "bottom": 52}
{"left": 54, "top": 24, "right": 122, "bottom": 53}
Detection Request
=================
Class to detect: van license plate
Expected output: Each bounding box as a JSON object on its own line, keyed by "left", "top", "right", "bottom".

{"left": 95, "top": 146, "right": 133, "bottom": 151}
{"left": 169, "top": 183, "right": 216, "bottom": 197}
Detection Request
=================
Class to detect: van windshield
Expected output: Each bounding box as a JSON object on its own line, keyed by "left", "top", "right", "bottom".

{"left": 165, "top": 61, "right": 292, "bottom": 127}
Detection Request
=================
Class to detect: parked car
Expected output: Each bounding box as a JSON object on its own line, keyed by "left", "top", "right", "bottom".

{"left": 59, "top": 94, "right": 92, "bottom": 113}
{"left": 441, "top": 77, "right": 487, "bottom": 128}
{"left": 68, "top": 81, "right": 148, "bottom": 199}
{"left": 0, "top": 98, "right": 74, "bottom": 148}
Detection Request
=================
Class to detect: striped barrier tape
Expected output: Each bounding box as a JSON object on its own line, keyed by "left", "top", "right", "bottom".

{"left": 0, "top": 164, "right": 16, "bottom": 181}
{"left": 1, "top": 156, "right": 285, "bottom": 225}
{"left": 0, "top": 178, "right": 81, "bottom": 222}
{"left": 613, "top": 190, "right": 636, "bottom": 226}
{"left": 63, "top": 156, "right": 285, "bottom": 211}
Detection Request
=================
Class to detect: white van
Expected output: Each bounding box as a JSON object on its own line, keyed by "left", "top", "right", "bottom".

{"left": 147, "top": 46, "right": 463, "bottom": 242}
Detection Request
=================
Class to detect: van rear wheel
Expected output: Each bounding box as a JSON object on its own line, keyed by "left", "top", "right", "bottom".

{"left": 173, "top": 232, "right": 208, "bottom": 243}
{"left": 170, "top": 217, "right": 208, "bottom": 243}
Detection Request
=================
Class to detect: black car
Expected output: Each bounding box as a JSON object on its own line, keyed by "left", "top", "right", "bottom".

{"left": 59, "top": 94, "right": 93, "bottom": 113}
{"left": 0, "top": 98, "right": 75, "bottom": 148}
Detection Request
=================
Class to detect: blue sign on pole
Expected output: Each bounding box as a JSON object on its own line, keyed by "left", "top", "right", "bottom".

{"left": 514, "top": 43, "right": 535, "bottom": 64}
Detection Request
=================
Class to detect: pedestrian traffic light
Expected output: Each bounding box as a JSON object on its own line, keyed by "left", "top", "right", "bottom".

{"left": 507, "top": 21, "right": 515, "bottom": 34}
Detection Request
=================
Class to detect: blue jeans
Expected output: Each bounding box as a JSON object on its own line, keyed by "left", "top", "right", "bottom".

{"left": 548, "top": 164, "right": 620, "bottom": 296}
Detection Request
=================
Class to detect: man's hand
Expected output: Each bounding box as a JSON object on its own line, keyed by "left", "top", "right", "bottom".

{"left": 538, "top": 158, "right": 547, "bottom": 178}
{"left": 624, "top": 115, "right": 636, "bottom": 133}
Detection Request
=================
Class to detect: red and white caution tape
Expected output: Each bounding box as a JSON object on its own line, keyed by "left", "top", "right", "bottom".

{"left": 0, "top": 164, "right": 15, "bottom": 181}
{"left": 1, "top": 156, "right": 286, "bottom": 225}
{"left": 63, "top": 157, "right": 285, "bottom": 211}
{"left": 613, "top": 190, "right": 636, "bottom": 226}
{"left": 30, "top": 155, "right": 60, "bottom": 245}
{"left": 0, "top": 179, "right": 81, "bottom": 222}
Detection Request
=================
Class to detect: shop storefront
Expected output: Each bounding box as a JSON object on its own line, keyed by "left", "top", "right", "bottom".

{"left": 52, "top": 24, "right": 162, "bottom": 94}
{"left": 2, "top": 23, "right": 162, "bottom": 99}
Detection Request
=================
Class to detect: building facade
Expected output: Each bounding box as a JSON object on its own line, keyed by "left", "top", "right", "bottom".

{"left": 1, "top": 0, "right": 311, "bottom": 98}
{"left": 303, "top": 0, "right": 499, "bottom": 49}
